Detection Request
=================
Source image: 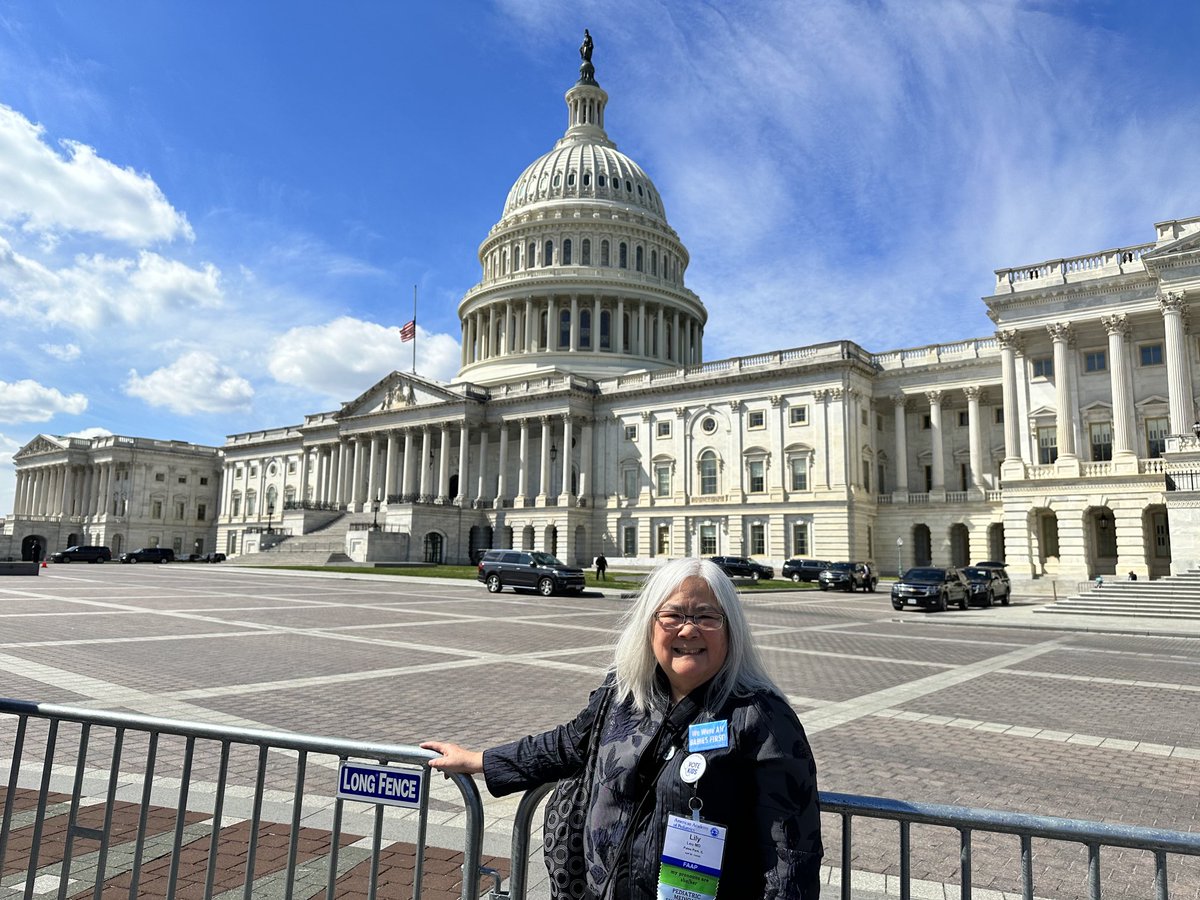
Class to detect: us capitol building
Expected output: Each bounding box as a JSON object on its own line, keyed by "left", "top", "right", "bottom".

{"left": 7, "top": 39, "right": 1200, "bottom": 584}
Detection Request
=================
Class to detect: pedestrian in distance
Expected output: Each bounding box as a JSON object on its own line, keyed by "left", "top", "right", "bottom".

{"left": 1128, "top": 571, "right": 1138, "bottom": 581}
{"left": 1095, "top": 574, "right": 1104, "bottom": 589}
{"left": 595, "top": 551, "right": 608, "bottom": 581}
{"left": 422, "top": 557, "right": 824, "bottom": 899}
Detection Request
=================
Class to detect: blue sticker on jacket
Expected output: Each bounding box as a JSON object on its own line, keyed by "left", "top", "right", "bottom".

{"left": 688, "top": 720, "right": 729, "bottom": 751}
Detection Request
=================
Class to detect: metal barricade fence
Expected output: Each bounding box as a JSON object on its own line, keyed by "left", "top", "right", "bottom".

{"left": 495, "top": 784, "right": 1200, "bottom": 900}
{"left": 0, "top": 699, "right": 490, "bottom": 900}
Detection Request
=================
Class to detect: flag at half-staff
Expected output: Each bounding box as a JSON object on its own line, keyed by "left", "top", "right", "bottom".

{"left": 399, "top": 320, "right": 416, "bottom": 342}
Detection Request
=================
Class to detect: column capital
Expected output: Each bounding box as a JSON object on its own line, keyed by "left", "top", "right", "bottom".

{"left": 891, "top": 394, "right": 908, "bottom": 408}
{"left": 768, "top": 395, "right": 782, "bottom": 408}
{"left": 728, "top": 399, "right": 742, "bottom": 413}
{"left": 1158, "top": 290, "right": 1185, "bottom": 315}
{"left": 829, "top": 387, "right": 844, "bottom": 401}
{"left": 812, "top": 389, "right": 828, "bottom": 402}
{"left": 995, "top": 329, "right": 1024, "bottom": 352}
{"left": 674, "top": 406, "right": 689, "bottom": 419}
{"left": 1046, "top": 322, "right": 1074, "bottom": 344}
{"left": 963, "top": 386, "right": 984, "bottom": 402}
{"left": 1101, "top": 313, "right": 1130, "bottom": 336}
{"left": 925, "top": 389, "right": 944, "bottom": 405}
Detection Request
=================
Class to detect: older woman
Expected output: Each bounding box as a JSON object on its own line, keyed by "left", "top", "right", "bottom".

{"left": 422, "top": 557, "right": 823, "bottom": 899}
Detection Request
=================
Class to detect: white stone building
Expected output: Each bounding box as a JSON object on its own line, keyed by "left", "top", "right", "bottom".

{"left": 3, "top": 434, "right": 222, "bottom": 560}
{"left": 211, "top": 49, "right": 1200, "bottom": 584}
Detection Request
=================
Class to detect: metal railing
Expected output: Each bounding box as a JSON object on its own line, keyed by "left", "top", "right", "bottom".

{"left": 0, "top": 699, "right": 488, "bottom": 900}
{"left": 495, "top": 784, "right": 1200, "bottom": 900}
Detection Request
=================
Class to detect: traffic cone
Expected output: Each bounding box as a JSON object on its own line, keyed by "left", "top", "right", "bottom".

{"left": 40, "top": 559, "right": 48, "bottom": 568}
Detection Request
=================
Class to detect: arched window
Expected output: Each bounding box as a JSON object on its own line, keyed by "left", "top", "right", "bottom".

{"left": 619, "top": 242, "right": 628, "bottom": 269}
{"left": 622, "top": 312, "right": 632, "bottom": 352}
{"left": 528, "top": 242, "right": 536, "bottom": 267}
{"left": 513, "top": 244, "right": 521, "bottom": 271}
{"left": 601, "top": 240, "right": 610, "bottom": 267}
{"left": 563, "top": 239, "right": 572, "bottom": 265}
{"left": 559, "top": 309, "right": 571, "bottom": 350}
{"left": 266, "top": 486, "right": 277, "bottom": 515}
{"left": 539, "top": 311, "right": 549, "bottom": 349}
{"left": 651, "top": 249, "right": 657, "bottom": 275}
{"left": 699, "top": 451, "right": 719, "bottom": 496}
{"left": 600, "top": 310, "right": 611, "bottom": 350}
{"left": 598, "top": 174, "right": 606, "bottom": 188}
{"left": 580, "top": 309, "right": 591, "bottom": 349}
{"left": 583, "top": 171, "right": 591, "bottom": 187}
{"left": 544, "top": 240, "right": 554, "bottom": 267}
{"left": 502, "top": 250, "right": 509, "bottom": 275}
{"left": 582, "top": 239, "right": 591, "bottom": 265}
{"left": 636, "top": 246, "right": 644, "bottom": 272}
{"left": 568, "top": 171, "right": 576, "bottom": 187}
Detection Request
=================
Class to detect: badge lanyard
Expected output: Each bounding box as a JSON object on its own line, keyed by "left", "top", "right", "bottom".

{"left": 656, "top": 722, "right": 728, "bottom": 900}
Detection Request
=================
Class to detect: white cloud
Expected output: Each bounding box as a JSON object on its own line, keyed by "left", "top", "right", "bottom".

{"left": 41, "top": 341, "right": 80, "bottom": 361}
{"left": 0, "top": 239, "right": 223, "bottom": 330}
{"left": 0, "top": 430, "right": 21, "bottom": 515}
{"left": 125, "top": 351, "right": 254, "bottom": 415}
{"left": 0, "top": 378, "right": 87, "bottom": 423}
{"left": 0, "top": 103, "right": 192, "bottom": 245}
{"left": 66, "top": 426, "right": 113, "bottom": 440}
{"left": 267, "top": 316, "right": 460, "bottom": 398}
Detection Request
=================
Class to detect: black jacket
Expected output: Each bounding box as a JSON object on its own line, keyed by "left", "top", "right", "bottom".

{"left": 484, "top": 679, "right": 823, "bottom": 899}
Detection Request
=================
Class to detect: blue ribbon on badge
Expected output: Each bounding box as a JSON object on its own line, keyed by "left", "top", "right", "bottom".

{"left": 687, "top": 720, "right": 728, "bottom": 752}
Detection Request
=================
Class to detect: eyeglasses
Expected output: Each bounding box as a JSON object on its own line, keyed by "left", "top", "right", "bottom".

{"left": 654, "top": 611, "right": 726, "bottom": 632}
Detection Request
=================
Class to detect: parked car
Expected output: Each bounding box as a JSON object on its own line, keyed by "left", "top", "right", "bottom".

{"left": 177, "top": 553, "right": 203, "bottom": 562}
{"left": 202, "top": 552, "right": 227, "bottom": 563}
{"left": 709, "top": 556, "right": 775, "bottom": 582}
{"left": 476, "top": 549, "right": 586, "bottom": 596}
{"left": 781, "top": 558, "right": 832, "bottom": 583}
{"left": 891, "top": 567, "right": 970, "bottom": 611}
{"left": 818, "top": 561, "right": 877, "bottom": 592}
{"left": 49, "top": 545, "right": 111, "bottom": 564}
{"left": 962, "top": 566, "right": 1011, "bottom": 606}
{"left": 120, "top": 547, "right": 175, "bottom": 564}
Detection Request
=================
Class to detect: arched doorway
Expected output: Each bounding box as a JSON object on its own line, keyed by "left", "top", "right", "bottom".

{"left": 500, "top": 525, "right": 514, "bottom": 549}
{"left": 1086, "top": 506, "right": 1117, "bottom": 577}
{"left": 423, "top": 532, "right": 444, "bottom": 564}
{"left": 21, "top": 535, "right": 46, "bottom": 561}
{"left": 1031, "top": 509, "right": 1059, "bottom": 574}
{"left": 912, "top": 525, "right": 932, "bottom": 566}
{"left": 987, "top": 523, "right": 1005, "bottom": 562}
{"left": 544, "top": 525, "right": 558, "bottom": 557}
{"left": 468, "top": 525, "right": 493, "bottom": 564}
{"left": 448, "top": 474, "right": 459, "bottom": 500}
{"left": 67, "top": 532, "right": 81, "bottom": 547}
{"left": 1144, "top": 505, "right": 1171, "bottom": 578}
{"left": 522, "top": 525, "right": 535, "bottom": 551}
{"left": 574, "top": 525, "right": 588, "bottom": 565}
{"left": 949, "top": 524, "right": 970, "bottom": 568}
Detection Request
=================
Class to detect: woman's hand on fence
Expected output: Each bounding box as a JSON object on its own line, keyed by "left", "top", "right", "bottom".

{"left": 421, "top": 741, "right": 484, "bottom": 776}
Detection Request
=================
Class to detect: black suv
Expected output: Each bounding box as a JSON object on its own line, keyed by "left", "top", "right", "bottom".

{"left": 818, "top": 561, "right": 876, "bottom": 592}
{"left": 962, "top": 566, "right": 1011, "bottom": 607}
{"left": 709, "top": 556, "right": 774, "bottom": 582}
{"left": 120, "top": 548, "right": 175, "bottom": 564}
{"left": 49, "top": 545, "right": 111, "bottom": 564}
{"left": 891, "top": 567, "right": 970, "bottom": 611}
{"left": 477, "top": 550, "right": 585, "bottom": 596}
{"left": 781, "top": 558, "right": 831, "bottom": 583}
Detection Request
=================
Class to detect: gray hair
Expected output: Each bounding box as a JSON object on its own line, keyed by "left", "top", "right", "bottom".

{"left": 611, "top": 557, "right": 779, "bottom": 712}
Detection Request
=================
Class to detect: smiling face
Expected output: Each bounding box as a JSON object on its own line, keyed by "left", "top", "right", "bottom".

{"left": 652, "top": 576, "right": 729, "bottom": 702}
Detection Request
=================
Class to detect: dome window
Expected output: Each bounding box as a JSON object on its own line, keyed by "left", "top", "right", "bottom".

{"left": 544, "top": 240, "right": 554, "bottom": 267}
{"left": 637, "top": 184, "right": 643, "bottom": 197}
{"left": 583, "top": 172, "right": 591, "bottom": 187}
{"left": 651, "top": 249, "right": 658, "bottom": 276}
{"left": 636, "top": 246, "right": 644, "bottom": 272}
{"left": 563, "top": 239, "right": 572, "bottom": 265}
{"left": 568, "top": 171, "right": 576, "bottom": 187}
{"left": 619, "top": 242, "right": 628, "bottom": 269}
{"left": 601, "top": 240, "right": 610, "bottom": 267}
{"left": 598, "top": 174, "right": 606, "bottom": 188}
{"left": 553, "top": 173, "right": 561, "bottom": 188}
{"left": 528, "top": 242, "right": 536, "bottom": 266}
{"left": 582, "top": 239, "right": 591, "bottom": 265}
{"left": 702, "top": 417, "right": 717, "bottom": 435}
{"left": 625, "top": 180, "right": 632, "bottom": 192}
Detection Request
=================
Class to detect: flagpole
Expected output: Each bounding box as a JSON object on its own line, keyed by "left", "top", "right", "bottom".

{"left": 411, "top": 284, "right": 417, "bottom": 374}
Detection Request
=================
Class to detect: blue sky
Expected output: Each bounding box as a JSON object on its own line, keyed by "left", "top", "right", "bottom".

{"left": 1, "top": 0, "right": 1199, "bottom": 515}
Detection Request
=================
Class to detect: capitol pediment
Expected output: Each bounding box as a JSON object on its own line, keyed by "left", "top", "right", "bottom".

{"left": 337, "top": 371, "right": 462, "bottom": 419}
{"left": 13, "top": 434, "right": 66, "bottom": 459}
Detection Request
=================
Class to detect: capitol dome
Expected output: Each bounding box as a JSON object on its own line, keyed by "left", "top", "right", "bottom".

{"left": 455, "top": 35, "right": 706, "bottom": 385}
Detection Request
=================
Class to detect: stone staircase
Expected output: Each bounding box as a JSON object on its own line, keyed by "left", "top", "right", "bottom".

{"left": 1036, "top": 569, "right": 1200, "bottom": 619}
{"left": 226, "top": 514, "right": 359, "bottom": 567}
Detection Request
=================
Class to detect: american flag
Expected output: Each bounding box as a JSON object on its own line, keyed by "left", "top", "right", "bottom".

{"left": 399, "top": 319, "right": 416, "bottom": 342}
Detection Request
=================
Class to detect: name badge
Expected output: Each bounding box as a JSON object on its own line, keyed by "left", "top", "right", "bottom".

{"left": 657, "top": 813, "right": 726, "bottom": 900}
{"left": 687, "top": 720, "right": 728, "bottom": 752}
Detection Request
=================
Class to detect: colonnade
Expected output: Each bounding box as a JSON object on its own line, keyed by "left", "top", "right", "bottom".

{"left": 891, "top": 388, "right": 990, "bottom": 496}
{"left": 12, "top": 461, "right": 129, "bottom": 518}
{"left": 460, "top": 294, "right": 703, "bottom": 367}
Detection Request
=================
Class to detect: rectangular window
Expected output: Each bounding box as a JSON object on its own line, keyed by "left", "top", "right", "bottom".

{"left": 197, "top": 503, "right": 207, "bottom": 521}
{"left": 922, "top": 414, "right": 932, "bottom": 430}
{"left": 1147, "top": 416, "right": 1169, "bottom": 458}
{"left": 750, "top": 523, "right": 766, "bottom": 556}
{"left": 789, "top": 457, "right": 808, "bottom": 492}
{"left": 791, "top": 523, "right": 808, "bottom": 556}
{"left": 623, "top": 468, "right": 639, "bottom": 500}
{"left": 747, "top": 410, "right": 765, "bottom": 429}
{"left": 231, "top": 496, "right": 241, "bottom": 517}
{"left": 177, "top": 476, "right": 187, "bottom": 484}
{"left": 789, "top": 406, "right": 808, "bottom": 425}
{"left": 288, "top": 461, "right": 297, "bottom": 474}
{"left": 200, "top": 477, "right": 209, "bottom": 486}
{"left": 1032, "top": 358, "right": 1054, "bottom": 379}
{"left": 924, "top": 465, "right": 933, "bottom": 492}
{"left": 655, "top": 465, "right": 671, "bottom": 497}
{"left": 1084, "top": 350, "right": 1107, "bottom": 372}
{"left": 699, "top": 524, "right": 717, "bottom": 556}
{"left": 151, "top": 500, "right": 163, "bottom": 519}
{"left": 1038, "top": 427, "right": 1058, "bottom": 465}
{"left": 622, "top": 525, "right": 637, "bottom": 556}
{"left": 175, "top": 501, "right": 185, "bottom": 520}
{"left": 958, "top": 411, "right": 969, "bottom": 427}
{"left": 656, "top": 524, "right": 670, "bottom": 555}
{"left": 878, "top": 463, "right": 886, "bottom": 494}
{"left": 656, "top": 420, "right": 671, "bottom": 438}
{"left": 624, "top": 425, "right": 637, "bottom": 442}
{"left": 250, "top": 467, "right": 258, "bottom": 478}
{"left": 155, "top": 472, "right": 165, "bottom": 482}
{"left": 235, "top": 468, "right": 243, "bottom": 479}
{"left": 1140, "top": 344, "right": 1164, "bottom": 366}
{"left": 861, "top": 409, "right": 868, "bottom": 426}
{"left": 172, "top": 537, "right": 183, "bottom": 554}
{"left": 1090, "top": 422, "right": 1113, "bottom": 462}
{"left": 862, "top": 460, "right": 871, "bottom": 492}
{"left": 748, "top": 460, "right": 765, "bottom": 493}
{"left": 994, "top": 408, "right": 1004, "bottom": 425}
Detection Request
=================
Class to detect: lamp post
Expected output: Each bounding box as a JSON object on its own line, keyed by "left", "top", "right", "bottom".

{"left": 372, "top": 492, "right": 381, "bottom": 531}
{"left": 896, "top": 537, "right": 904, "bottom": 577}
{"left": 550, "top": 443, "right": 558, "bottom": 496}
{"left": 265, "top": 508, "right": 273, "bottom": 534}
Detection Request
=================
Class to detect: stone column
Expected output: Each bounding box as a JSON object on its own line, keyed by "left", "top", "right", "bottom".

{"left": 538, "top": 417, "right": 552, "bottom": 504}
{"left": 13, "top": 471, "right": 25, "bottom": 515}
{"left": 638, "top": 301, "right": 647, "bottom": 355}
{"left": 673, "top": 310, "right": 681, "bottom": 362}
{"left": 1048, "top": 323, "right": 1077, "bottom": 459}
{"left": 366, "top": 435, "right": 380, "bottom": 506}
{"left": 569, "top": 294, "right": 579, "bottom": 351}
{"left": 475, "top": 427, "right": 489, "bottom": 504}
{"left": 331, "top": 442, "right": 344, "bottom": 506}
{"left": 525, "top": 298, "right": 535, "bottom": 353}
{"left": 418, "top": 428, "right": 432, "bottom": 501}
{"left": 1102, "top": 314, "right": 1136, "bottom": 460}
{"left": 965, "top": 386, "right": 984, "bottom": 491}
{"left": 437, "top": 424, "right": 451, "bottom": 503}
{"left": 559, "top": 415, "right": 574, "bottom": 503}
{"left": 515, "top": 419, "right": 529, "bottom": 505}
{"left": 497, "top": 423, "right": 510, "bottom": 503}
{"left": 98, "top": 465, "right": 111, "bottom": 517}
{"left": 926, "top": 390, "right": 945, "bottom": 492}
{"left": 401, "top": 429, "right": 415, "bottom": 501}
{"left": 547, "top": 297, "right": 557, "bottom": 350}
{"left": 347, "top": 439, "right": 362, "bottom": 510}
{"left": 579, "top": 419, "right": 593, "bottom": 501}
{"left": 297, "top": 447, "right": 310, "bottom": 504}
{"left": 1160, "top": 292, "right": 1195, "bottom": 434}
{"left": 997, "top": 330, "right": 1022, "bottom": 463}
{"left": 892, "top": 395, "right": 909, "bottom": 494}
{"left": 656, "top": 306, "right": 665, "bottom": 359}
{"left": 617, "top": 299, "right": 625, "bottom": 354}
{"left": 731, "top": 400, "right": 745, "bottom": 499}
{"left": 502, "top": 303, "right": 513, "bottom": 356}
{"left": 593, "top": 297, "right": 602, "bottom": 351}
{"left": 457, "top": 422, "right": 470, "bottom": 505}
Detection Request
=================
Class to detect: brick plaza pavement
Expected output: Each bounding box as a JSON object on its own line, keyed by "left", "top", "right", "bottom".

{"left": 2, "top": 565, "right": 1199, "bottom": 898}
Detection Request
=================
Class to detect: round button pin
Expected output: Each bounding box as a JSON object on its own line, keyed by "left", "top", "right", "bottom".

{"left": 679, "top": 753, "right": 707, "bottom": 784}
